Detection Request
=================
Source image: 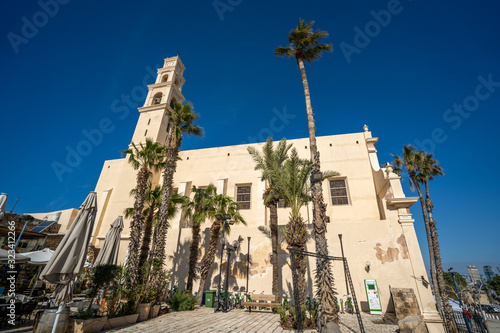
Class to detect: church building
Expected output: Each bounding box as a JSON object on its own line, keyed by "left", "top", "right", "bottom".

{"left": 90, "top": 56, "right": 444, "bottom": 332}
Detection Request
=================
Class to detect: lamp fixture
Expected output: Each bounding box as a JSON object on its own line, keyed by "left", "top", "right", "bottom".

{"left": 310, "top": 171, "right": 323, "bottom": 182}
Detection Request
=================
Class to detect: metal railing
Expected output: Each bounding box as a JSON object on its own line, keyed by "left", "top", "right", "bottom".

{"left": 445, "top": 308, "right": 489, "bottom": 333}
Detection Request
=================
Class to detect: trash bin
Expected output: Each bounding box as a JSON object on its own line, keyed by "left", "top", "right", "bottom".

{"left": 204, "top": 290, "right": 217, "bottom": 308}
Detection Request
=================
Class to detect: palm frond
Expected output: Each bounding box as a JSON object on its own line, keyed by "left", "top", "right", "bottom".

{"left": 277, "top": 18, "right": 331, "bottom": 63}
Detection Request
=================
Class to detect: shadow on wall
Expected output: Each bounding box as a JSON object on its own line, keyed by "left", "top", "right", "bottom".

{"left": 198, "top": 226, "right": 221, "bottom": 293}
{"left": 255, "top": 223, "right": 314, "bottom": 298}
{"left": 168, "top": 228, "right": 190, "bottom": 290}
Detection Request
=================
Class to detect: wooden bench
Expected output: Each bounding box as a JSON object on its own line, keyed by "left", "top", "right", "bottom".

{"left": 241, "top": 294, "right": 280, "bottom": 312}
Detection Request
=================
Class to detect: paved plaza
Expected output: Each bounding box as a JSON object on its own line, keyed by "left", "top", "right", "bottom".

{"left": 106, "top": 307, "right": 288, "bottom": 333}
{"left": 0, "top": 306, "right": 403, "bottom": 333}
{"left": 105, "top": 307, "right": 400, "bottom": 333}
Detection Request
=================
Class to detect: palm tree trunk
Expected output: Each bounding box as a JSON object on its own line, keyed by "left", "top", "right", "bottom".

{"left": 187, "top": 222, "right": 201, "bottom": 293}
{"left": 150, "top": 136, "right": 181, "bottom": 290}
{"left": 269, "top": 203, "right": 279, "bottom": 297}
{"left": 410, "top": 175, "right": 442, "bottom": 315}
{"left": 423, "top": 179, "right": 458, "bottom": 332}
{"left": 137, "top": 205, "right": 155, "bottom": 282}
{"left": 297, "top": 59, "right": 318, "bottom": 160}
{"left": 285, "top": 216, "right": 308, "bottom": 305}
{"left": 197, "top": 220, "right": 222, "bottom": 305}
{"left": 152, "top": 133, "right": 181, "bottom": 262}
{"left": 127, "top": 166, "right": 148, "bottom": 288}
{"left": 298, "top": 59, "right": 338, "bottom": 324}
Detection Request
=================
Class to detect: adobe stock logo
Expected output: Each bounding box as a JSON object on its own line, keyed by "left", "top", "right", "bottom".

{"left": 7, "top": 0, "right": 71, "bottom": 54}
{"left": 414, "top": 74, "right": 499, "bottom": 153}
{"left": 213, "top": 0, "right": 243, "bottom": 22}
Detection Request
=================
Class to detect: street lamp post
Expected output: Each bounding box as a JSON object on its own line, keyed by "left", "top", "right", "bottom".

{"left": 223, "top": 240, "right": 238, "bottom": 312}
{"left": 215, "top": 214, "right": 233, "bottom": 312}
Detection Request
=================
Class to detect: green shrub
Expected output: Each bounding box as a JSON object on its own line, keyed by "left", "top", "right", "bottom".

{"left": 276, "top": 306, "right": 288, "bottom": 324}
{"left": 167, "top": 290, "right": 197, "bottom": 311}
{"left": 89, "top": 264, "right": 120, "bottom": 299}
{"left": 278, "top": 305, "right": 317, "bottom": 330}
{"left": 74, "top": 307, "right": 98, "bottom": 320}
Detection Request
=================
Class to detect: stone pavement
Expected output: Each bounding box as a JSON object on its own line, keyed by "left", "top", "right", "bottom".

{"left": 105, "top": 307, "right": 400, "bottom": 333}
{"left": 0, "top": 307, "right": 400, "bottom": 333}
{"left": 106, "top": 307, "right": 288, "bottom": 333}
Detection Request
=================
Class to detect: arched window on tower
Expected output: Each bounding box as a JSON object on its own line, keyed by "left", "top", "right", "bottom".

{"left": 153, "top": 92, "right": 163, "bottom": 105}
{"left": 162, "top": 74, "right": 169, "bottom": 82}
{"left": 170, "top": 97, "right": 177, "bottom": 109}
{"left": 175, "top": 77, "right": 180, "bottom": 86}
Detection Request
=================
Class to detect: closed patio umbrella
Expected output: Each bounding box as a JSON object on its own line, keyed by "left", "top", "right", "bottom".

{"left": 93, "top": 216, "right": 123, "bottom": 266}
{"left": 40, "top": 191, "right": 97, "bottom": 333}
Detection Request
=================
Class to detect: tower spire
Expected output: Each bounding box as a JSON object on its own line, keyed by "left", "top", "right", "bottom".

{"left": 129, "top": 56, "right": 186, "bottom": 146}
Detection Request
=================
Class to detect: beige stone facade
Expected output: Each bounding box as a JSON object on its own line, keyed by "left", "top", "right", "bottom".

{"left": 89, "top": 56, "right": 443, "bottom": 331}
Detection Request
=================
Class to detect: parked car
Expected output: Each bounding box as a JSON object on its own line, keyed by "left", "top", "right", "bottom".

{"left": 485, "top": 305, "right": 500, "bottom": 313}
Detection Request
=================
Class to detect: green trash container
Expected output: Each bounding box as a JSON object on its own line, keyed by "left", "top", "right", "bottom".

{"left": 204, "top": 290, "right": 217, "bottom": 308}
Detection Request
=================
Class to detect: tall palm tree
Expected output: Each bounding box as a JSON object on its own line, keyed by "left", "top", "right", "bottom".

{"left": 268, "top": 148, "right": 338, "bottom": 306}
{"left": 152, "top": 102, "right": 203, "bottom": 274}
{"left": 125, "top": 183, "right": 163, "bottom": 280}
{"left": 275, "top": 18, "right": 338, "bottom": 327}
{"left": 183, "top": 184, "right": 217, "bottom": 293}
{"left": 392, "top": 147, "right": 441, "bottom": 311}
{"left": 150, "top": 192, "right": 187, "bottom": 257}
{"left": 418, "top": 153, "right": 451, "bottom": 325}
{"left": 196, "top": 194, "right": 246, "bottom": 304}
{"left": 247, "top": 138, "right": 292, "bottom": 297}
{"left": 392, "top": 146, "right": 457, "bottom": 332}
{"left": 122, "top": 139, "right": 166, "bottom": 287}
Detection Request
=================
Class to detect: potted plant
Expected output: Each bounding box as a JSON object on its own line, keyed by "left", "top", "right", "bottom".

{"left": 68, "top": 265, "right": 119, "bottom": 333}
{"left": 103, "top": 299, "right": 139, "bottom": 329}
{"left": 103, "top": 267, "right": 139, "bottom": 329}
{"left": 68, "top": 307, "right": 108, "bottom": 333}
{"left": 134, "top": 258, "right": 170, "bottom": 321}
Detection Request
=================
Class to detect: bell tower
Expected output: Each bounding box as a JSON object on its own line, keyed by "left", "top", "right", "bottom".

{"left": 130, "top": 56, "right": 186, "bottom": 145}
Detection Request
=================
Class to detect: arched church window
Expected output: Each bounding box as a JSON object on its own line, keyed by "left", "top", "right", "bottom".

{"left": 153, "top": 93, "right": 163, "bottom": 105}
{"left": 170, "top": 97, "right": 177, "bottom": 109}
{"left": 162, "top": 75, "right": 169, "bottom": 82}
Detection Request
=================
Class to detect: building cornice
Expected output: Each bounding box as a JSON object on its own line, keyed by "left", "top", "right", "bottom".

{"left": 387, "top": 197, "right": 419, "bottom": 209}
{"left": 137, "top": 104, "right": 167, "bottom": 113}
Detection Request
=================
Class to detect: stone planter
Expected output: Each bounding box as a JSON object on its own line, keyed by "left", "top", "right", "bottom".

{"left": 103, "top": 313, "right": 139, "bottom": 330}
{"left": 68, "top": 316, "right": 107, "bottom": 333}
{"left": 137, "top": 303, "right": 151, "bottom": 322}
{"left": 150, "top": 305, "right": 160, "bottom": 319}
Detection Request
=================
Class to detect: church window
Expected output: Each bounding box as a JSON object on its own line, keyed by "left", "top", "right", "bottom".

{"left": 170, "top": 97, "right": 177, "bottom": 109}
{"left": 236, "top": 185, "right": 251, "bottom": 209}
{"left": 329, "top": 179, "right": 349, "bottom": 205}
{"left": 153, "top": 93, "right": 163, "bottom": 105}
{"left": 147, "top": 119, "right": 151, "bottom": 125}
{"left": 162, "top": 74, "right": 169, "bottom": 82}
{"left": 277, "top": 199, "right": 289, "bottom": 208}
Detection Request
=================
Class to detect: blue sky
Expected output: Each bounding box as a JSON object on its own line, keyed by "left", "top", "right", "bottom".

{"left": 1, "top": 0, "right": 499, "bottom": 276}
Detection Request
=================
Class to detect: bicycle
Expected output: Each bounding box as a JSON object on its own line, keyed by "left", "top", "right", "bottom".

{"left": 344, "top": 294, "right": 354, "bottom": 314}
